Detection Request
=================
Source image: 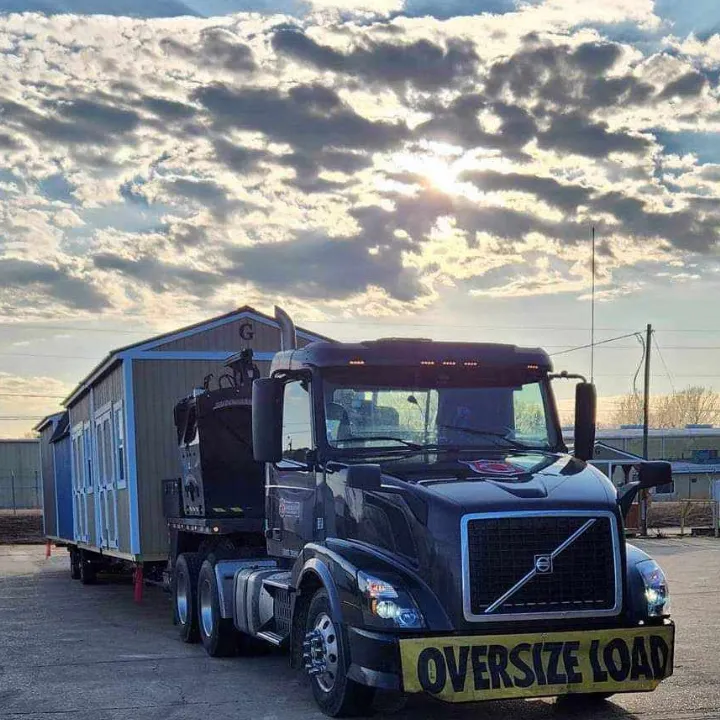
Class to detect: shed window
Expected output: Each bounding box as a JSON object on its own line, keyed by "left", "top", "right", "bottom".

{"left": 114, "top": 405, "right": 126, "bottom": 489}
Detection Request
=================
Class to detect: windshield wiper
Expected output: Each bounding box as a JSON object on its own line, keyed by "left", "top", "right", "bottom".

{"left": 336, "top": 436, "right": 423, "bottom": 450}
{"left": 436, "top": 425, "right": 531, "bottom": 450}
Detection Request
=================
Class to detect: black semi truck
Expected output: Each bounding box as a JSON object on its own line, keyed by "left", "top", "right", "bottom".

{"left": 165, "top": 308, "right": 674, "bottom": 716}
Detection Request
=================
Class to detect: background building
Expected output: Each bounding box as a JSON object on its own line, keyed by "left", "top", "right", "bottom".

{"left": 0, "top": 439, "right": 41, "bottom": 511}
{"left": 564, "top": 426, "right": 720, "bottom": 500}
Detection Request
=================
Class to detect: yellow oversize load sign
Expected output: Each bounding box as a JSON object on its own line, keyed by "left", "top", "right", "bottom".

{"left": 400, "top": 626, "right": 674, "bottom": 702}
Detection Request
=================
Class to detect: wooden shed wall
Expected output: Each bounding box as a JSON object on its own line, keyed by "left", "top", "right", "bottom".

{"left": 152, "top": 316, "right": 316, "bottom": 352}
{"left": 68, "top": 394, "right": 90, "bottom": 427}
{"left": 133, "top": 358, "right": 271, "bottom": 558}
{"left": 94, "top": 365, "right": 124, "bottom": 409}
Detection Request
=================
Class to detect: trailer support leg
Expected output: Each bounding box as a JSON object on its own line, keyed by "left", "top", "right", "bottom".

{"left": 133, "top": 564, "right": 144, "bottom": 603}
{"left": 45, "top": 540, "right": 52, "bottom": 559}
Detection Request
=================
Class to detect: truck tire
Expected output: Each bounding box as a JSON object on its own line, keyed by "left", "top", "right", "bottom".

{"left": 305, "top": 589, "right": 375, "bottom": 717}
{"left": 70, "top": 549, "right": 81, "bottom": 580}
{"left": 79, "top": 551, "right": 97, "bottom": 585}
{"left": 197, "top": 558, "right": 236, "bottom": 657}
{"left": 174, "top": 553, "right": 201, "bottom": 643}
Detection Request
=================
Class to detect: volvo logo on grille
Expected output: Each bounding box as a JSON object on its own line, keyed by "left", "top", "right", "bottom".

{"left": 534, "top": 554, "right": 553, "bottom": 574}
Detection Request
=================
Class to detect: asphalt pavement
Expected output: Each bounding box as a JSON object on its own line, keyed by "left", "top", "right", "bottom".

{"left": 0, "top": 538, "right": 718, "bottom": 720}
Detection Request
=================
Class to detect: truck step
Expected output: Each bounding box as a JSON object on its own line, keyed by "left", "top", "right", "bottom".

{"left": 255, "top": 630, "right": 286, "bottom": 647}
{"left": 261, "top": 571, "right": 293, "bottom": 592}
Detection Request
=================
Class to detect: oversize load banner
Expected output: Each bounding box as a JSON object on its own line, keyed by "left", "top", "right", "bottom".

{"left": 400, "top": 626, "right": 674, "bottom": 702}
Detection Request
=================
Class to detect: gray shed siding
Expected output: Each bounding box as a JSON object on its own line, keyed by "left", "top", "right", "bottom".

{"left": 132, "top": 358, "right": 271, "bottom": 558}
{"left": 39, "top": 425, "right": 57, "bottom": 535}
{"left": 0, "top": 440, "right": 41, "bottom": 510}
{"left": 153, "top": 316, "right": 315, "bottom": 353}
{"left": 69, "top": 393, "right": 90, "bottom": 427}
{"left": 116, "top": 488, "right": 130, "bottom": 553}
{"left": 94, "top": 364, "right": 123, "bottom": 409}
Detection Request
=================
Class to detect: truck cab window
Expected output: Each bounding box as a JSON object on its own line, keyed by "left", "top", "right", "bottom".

{"left": 282, "top": 380, "right": 313, "bottom": 461}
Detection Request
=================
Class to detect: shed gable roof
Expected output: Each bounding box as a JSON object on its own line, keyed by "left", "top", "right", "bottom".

{"left": 63, "top": 305, "right": 331, "bottom": 407}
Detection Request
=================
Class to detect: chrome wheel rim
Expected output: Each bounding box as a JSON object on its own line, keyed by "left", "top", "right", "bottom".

{"left": 176, "top": 570, "right": 189, "bottom": 625}
{"left": 313, "top": 613, "right": 339, "bottom": 693}
{"left": 199, "top": 578, "right": 214, "bottom": 638}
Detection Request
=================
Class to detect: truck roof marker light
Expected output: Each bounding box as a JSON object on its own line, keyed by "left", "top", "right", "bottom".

{"left": 420, "top": 360, "right": 435, "bottom": 366}
{"left": 527, "top": 364, "right": 539, "bottom": 370}
{"left": 463, "top": 361, "right": 479, "bottom": 367}
{"left": 442, "top": 360, "right": 456, "bottom": 366}
{"left": 348, "top": 359, "right": 365, "bottom": 365}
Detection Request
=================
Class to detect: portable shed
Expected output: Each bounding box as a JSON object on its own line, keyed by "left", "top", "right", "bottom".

{"left": 59, "top": 306, "right": 329, "bottom": 563}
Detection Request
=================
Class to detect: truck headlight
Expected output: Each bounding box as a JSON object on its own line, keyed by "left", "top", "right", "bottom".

{"left": 357, "top": 571, "right": 424, "bottom": 630}
{"left": 637, "top": 560, "right": 670, "bottom": 617}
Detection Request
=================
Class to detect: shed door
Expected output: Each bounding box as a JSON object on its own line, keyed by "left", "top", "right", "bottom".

{"left": 95, "top": 413, "right": 119, "bottom": 550}
{"left": 71, "top": 428, "right": 90, "bottom": 543}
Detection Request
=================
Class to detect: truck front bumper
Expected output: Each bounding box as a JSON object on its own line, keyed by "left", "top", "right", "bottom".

{"left": 346, "top": 626, "right": 402, "bottom": 690}
{"left": 345, "top": 622, "right": 675, "bottom": 700}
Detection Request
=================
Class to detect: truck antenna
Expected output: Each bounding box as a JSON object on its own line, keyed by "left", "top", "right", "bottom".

{"left": 591, "top": 225, "right": 596, "bottom": 383}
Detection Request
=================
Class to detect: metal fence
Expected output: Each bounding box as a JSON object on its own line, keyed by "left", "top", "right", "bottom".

{"left": 0, "top": 472, "right": 41, "bottom": 512}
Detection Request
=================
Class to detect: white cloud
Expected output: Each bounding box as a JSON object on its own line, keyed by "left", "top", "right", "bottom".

{"left": 0, "top": 8, "right": 717, "bottom": 327}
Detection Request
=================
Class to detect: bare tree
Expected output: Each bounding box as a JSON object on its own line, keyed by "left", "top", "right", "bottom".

{"left": 609, "top": 386, "right": 720, "bottom": 429}
{"left": 655, "top": 386, "right": 720, "bottom": 428}
{"left": 609, "top": 392, "right": 647, "bottom": 428}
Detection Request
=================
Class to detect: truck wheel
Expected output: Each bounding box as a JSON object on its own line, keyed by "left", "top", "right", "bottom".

{"left": 174, "top": 553, "right": 201, "bottom": 643}
{"left": 79, "top": 551, "right": 97, "bottom": 585}
{"left": 197, "top": 559, "right": 236, "bottom": 657}
{"left": 305, "top": 589, "right": 375, "bottom": 717}
{"left": 70, "top": 549, "right": 81, "bottom": 580}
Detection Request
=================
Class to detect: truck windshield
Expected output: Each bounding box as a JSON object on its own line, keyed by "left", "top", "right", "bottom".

{"left": 322, "top": 372, "right": 556, "bottom": 452}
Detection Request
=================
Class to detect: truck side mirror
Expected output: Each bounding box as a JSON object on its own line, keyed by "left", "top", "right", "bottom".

{"left": 574, "top": 382, "right": 596, "bottom": 462}
{"left": 345, "top": 464, "right": 382, "bottom": 491}
{"left": 252, "top": 378, "right": 284, "bottom": 463}
{"left": 638, "top": 461, "right": 672, "bottom": 490}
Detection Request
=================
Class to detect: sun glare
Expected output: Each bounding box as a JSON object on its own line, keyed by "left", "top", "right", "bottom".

{"left": 390, "top": 145, "right": 474, "bottom": 197}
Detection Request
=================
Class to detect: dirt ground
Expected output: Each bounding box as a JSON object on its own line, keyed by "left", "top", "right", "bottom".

{"left": 0, "top": 509, "right": 44, "bottom": 544}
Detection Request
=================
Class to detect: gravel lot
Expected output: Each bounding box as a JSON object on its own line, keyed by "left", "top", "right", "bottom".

{"left": 0, "top": 538, "right": 718, "bottom": 720}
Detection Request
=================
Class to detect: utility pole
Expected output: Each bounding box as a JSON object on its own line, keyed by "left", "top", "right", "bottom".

{"left": 640, "top": 323, "right": 652, "bottom": 536}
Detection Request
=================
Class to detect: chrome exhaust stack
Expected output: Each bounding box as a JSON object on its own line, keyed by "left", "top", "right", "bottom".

{"left": 275, "top": 305, "right": 297, "bottom": 351}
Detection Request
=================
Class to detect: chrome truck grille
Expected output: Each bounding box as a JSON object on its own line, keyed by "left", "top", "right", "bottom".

{"left": 461, "top": 511, "right": 622, "bottom": 622}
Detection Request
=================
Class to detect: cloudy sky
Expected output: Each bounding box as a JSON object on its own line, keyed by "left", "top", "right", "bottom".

{"left": 1, "top": 0, "right": 719, "bottom": 435}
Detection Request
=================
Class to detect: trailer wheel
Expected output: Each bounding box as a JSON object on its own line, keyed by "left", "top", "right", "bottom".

{"left": 79, "top": 551, "right": 97, "bottom": 585}
{"left": 70, "top": 549, "right": 81, "bottom": 580}
{"left": 197, "top": 559, "right": 236, "bottom": 657}
{"left": 305, "top": 589, "right": 375, "bottom": 717}
{"left": 174, "top": 553, "right": 201, "bottom": 643}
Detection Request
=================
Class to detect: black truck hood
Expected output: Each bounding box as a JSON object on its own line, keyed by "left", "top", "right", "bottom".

{"left": 404, "top": 453, "right": 618, "bottom": 512}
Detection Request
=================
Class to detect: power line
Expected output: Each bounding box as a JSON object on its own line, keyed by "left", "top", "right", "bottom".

{"left": 632, "top": 333, "right": 646, "bottom": 397}
{"left": 0, "top": 393, "right": 66, "bottom": 399}
{"left": 653, "top": 335, "right": 676, "bottom": 394}
{"left": 548, "top": 332, "right": 642, "bottom": 357}
{"left": 0, "top": 352, "right": 103, "bottom": 360}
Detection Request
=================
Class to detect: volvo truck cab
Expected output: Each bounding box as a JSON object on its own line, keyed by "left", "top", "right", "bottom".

{"left": 173, "top": 309, "right": 674, "bottom": 717}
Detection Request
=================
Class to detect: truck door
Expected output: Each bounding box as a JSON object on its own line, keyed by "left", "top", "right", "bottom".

{"left": 266, "top": 377, "right": 317, "bottom": 559}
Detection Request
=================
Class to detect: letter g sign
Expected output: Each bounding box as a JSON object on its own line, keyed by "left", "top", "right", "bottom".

{"left": 239, "top": 322, "right": 254, "bottom": 341}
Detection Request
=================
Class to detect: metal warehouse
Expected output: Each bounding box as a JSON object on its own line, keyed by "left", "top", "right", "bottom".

{"left": 0, "top": 439, "right": 41, "bottom": 511}
{"left": 38, "top": 306, "right": 328, "bottom": 563}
